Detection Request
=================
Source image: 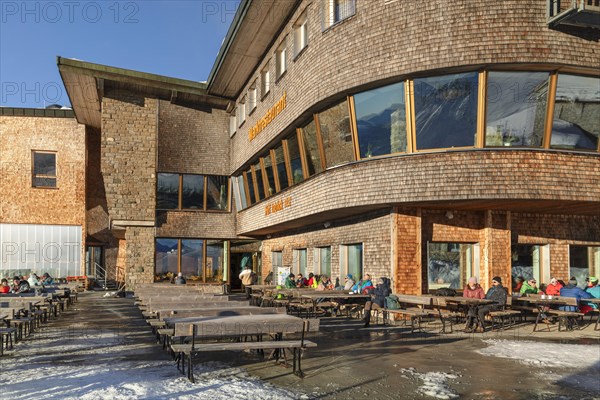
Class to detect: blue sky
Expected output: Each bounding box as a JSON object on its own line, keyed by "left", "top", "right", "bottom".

{"left": 0, "top": 0, "right": 240, "bottom": 108}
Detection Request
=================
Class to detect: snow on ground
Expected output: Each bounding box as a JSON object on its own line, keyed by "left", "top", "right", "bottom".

{"left": 477, "top": 339, "right": 600, "bottom": 369}
{"left": 0, "top": 328, "right": 312, "bottom": 400}
{"left": 399, "top": 368, "right": 460, "bottom": 399}
{"left": 477, "top": 339, "right": 600, "bottom": 393}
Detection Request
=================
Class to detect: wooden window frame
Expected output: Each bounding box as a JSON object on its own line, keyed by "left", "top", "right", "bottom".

{"left": 269, "top": 149, "right": 282, "bottom": 193}
{"left": 32, "top": 150, "right": 57, "bottom": 189}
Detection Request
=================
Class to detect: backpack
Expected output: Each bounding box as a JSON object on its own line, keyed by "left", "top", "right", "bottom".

{"left": 385, "top": 295, "right": 400, "bottom": 310}
{"left": 436, "top": 288, "right": 457, "bottom": 297}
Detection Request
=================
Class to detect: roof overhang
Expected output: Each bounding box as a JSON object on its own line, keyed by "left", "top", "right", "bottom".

{"left": 57, "top": 57, "right": 231, "bottom": 129}
{"left": 207, "top": 0, "right": 301, "bottom": 99}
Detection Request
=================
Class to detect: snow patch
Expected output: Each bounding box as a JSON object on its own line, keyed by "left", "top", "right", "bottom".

{"left": 400, "top": 368, "right": 459, "bottom": 399}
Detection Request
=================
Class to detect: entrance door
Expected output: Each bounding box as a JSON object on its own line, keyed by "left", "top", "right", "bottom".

{"left": 85, "top": 246, "right": 103, "bottom": 278}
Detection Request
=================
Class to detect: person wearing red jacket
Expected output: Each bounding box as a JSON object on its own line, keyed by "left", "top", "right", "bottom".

{"left": 463, "top": 277, "right": 485, "bottom": 299}
{"left": 545, "top": 277, "right": 563, "bottom": 296}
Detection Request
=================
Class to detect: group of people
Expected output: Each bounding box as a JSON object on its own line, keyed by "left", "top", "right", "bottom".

{"left": 462, "top": 274, "right": 600, "bottom": 332}
{"left": 0, "top": 272, "right": 54, "bottom": 294}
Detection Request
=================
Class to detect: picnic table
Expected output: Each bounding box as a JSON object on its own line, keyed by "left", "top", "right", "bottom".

{"left": 171, "top": 314, "right": 317, "bottom": 382}
{"left": 581, "top": 298, "right": 600, "bottom": 330}
{"left": 514, "top": 297, "right": 566, "bottom": 331}
{"left": 444, "top": 297, "right": 495, "bottom": 329}
{"left": 300, "top": 292, "right": 371, "bottom": 315}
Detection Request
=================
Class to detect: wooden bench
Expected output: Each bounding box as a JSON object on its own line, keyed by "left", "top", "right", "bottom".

{"left": 385, "top": 295, "right": 438, "bottom": 333}
{"left": 488, "top": 296, "right": 522, "bottom": 330}
{"left": 431, "top": 297, "right": 464, "bottom": 333}
{"left": 171, "top": 318, "right": 319, "bottom": 382}
{"left": 547, "top": 297, "right": 584, "bottom": 331}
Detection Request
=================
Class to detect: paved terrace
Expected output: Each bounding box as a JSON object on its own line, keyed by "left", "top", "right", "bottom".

{"left": 1, "top": 292, "right": 599, "bottom": 400}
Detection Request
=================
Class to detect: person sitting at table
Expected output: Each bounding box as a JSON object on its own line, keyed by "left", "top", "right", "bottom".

{"left": 175, "top": 272, "right": 186, "bottom": 285}
{"left": 343, "top": 274, "right": 355, "bottom": 291}
{"left": 545, "top": 277, "right": 563, "bottom": 297}
{"left": 583, "top": 277, "right": 600, "bottom": 311}
{"left": 472, "top": 276, "right": 507, "bottom": 333}
{"left": 28, "top": 273, "right": 43, "bottom": 288}
{"left": 559, "top": 277, "right": 592, "bottom": 312}
{"left": 463, "top": 277, "right": 485, "bottom": 299}
{"left": 41, "top": 272, "right": 54, "bottom": 285}
{"left": 352, "top": 274, "right": 373, "bottom": 294}
{"left": 295, "top": 273, "right": 308, "bottom": 287}
{"left": 316, "top": 275, "right": 333, "bottom": 291}
{"left": 284, "top": 273, "right": 296, "bottom": 289}
{"left": 307, "top": 273, "right": 316, "bottom": 287}
{"left": 11, "top": 276, "right": 31, "bottom": 294}
{"left": 0, "top": 278, "right": 10, "bottom": 294}
{"left": 520, "top": 278, "right": 539, "bottom": 295}
{"left": 363, "top": 277, "right": 391, "bottom": 327}
{"left": 513, "top": 276, "right": 525, "bottom": 293}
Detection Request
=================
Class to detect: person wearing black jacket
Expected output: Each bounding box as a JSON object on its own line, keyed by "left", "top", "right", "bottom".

{"left": 474, "top": 276, "right": 507, "bottom": 332}
{"left": 363, "top": 277, "right": 391, "bottom": 327}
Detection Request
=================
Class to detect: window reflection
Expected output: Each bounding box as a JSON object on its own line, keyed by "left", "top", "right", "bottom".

{"left": 155, "top": 238, "right": 178, "bottom": 281}
{"left": 263, "top": 154, "right": 277, "bottom": 196}
{"left": 427, "top": 243, "right": 474, "bottom": 290}
{"left": 551, "top": 74, "right": 600, "bottom": 150}
{"left": 273, "top": 145, "right": 289, "bottom": 191}
{"left": 206, "top": 240, "right": 225, "bottom": 282}
{"left": 355, "top": 82, "right": 406, "bottom": 157}
{"left": 181, "top": 239, "right": 203, "bottom": 278}
{"left": 415, "top": 73, "right": 478, "bottom": 150}
{"left": 301, "top": 119, "right": 323, "bottom": 176}
{"left": 286, "top": 134, "right": 305, "bottom": 184}
{"left": 157, "top": 173, "right": 179, "bottom": 210}
{"left": 486, "top": 72, "right": 548, "bottom": 147}
{"left": 318, "top": 100, "right": 355, "bottom": 168}
{"left": 245, "top": 169, "right": 257, "bottom": 204}
{"left": 206, "top": 175, "right": 229, "bottom": 210}
{"left": 236, "top": 176, "right": 247, "bottom": 210}
{"left": 253, "top": 162, "right": 266, "bottom": 200}
{"left": 182, "top": 174, "right": 204, "bottom": 209}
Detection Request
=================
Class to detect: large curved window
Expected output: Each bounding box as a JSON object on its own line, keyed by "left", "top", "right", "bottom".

{"left": 355, "top": 81, "right": 406, "bottom": 157}
{"left": 318, "top": 100, "right": 355, "bottom": 168}
{"left": 414, "top": 72, "right": 478, "bottom": 150}
{"left": 551, "top": 74, "right": 600, "bottom": 150}
{"left": 287, "top": 134, "right": 305, "bottom": 184}
{"left": 486, "top": 72, "right": 548, "bottom": 147}
{"left": 301, "top": 119, "right": 323, "bottom": 176}
{"left": 252, "top": 161, "right": 266, "bottom": 201}
{"left": 273, "top": 144, "right": 290, "bottom": 191}
{"left": 263, "top": 154, "right": 277, "bottom": 196}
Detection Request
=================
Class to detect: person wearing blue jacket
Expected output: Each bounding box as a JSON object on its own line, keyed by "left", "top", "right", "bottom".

{"left": 362, "top": 277, "right": 391, "bottom": 327}
{"left": 559, "top": 277, "right": 592, "bottom": 312}
{"left": 584, "top": 276, "right": 599, "bottom": 310}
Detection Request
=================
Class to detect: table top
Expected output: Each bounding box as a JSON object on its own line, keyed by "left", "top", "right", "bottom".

{"left": 300, "top": 292, "right": 371, "bottom": 300}
{"left": 444, "top": 297, "right": 494, "bottom": 305}
{"left": 174, "top": 313, "right": 306, "bottom": 337}
{"left": 248, "top": 285, "right": 277, "bottom": 290}
{"left": 514, "top": 297, "right": 566, "bottom": 305}
{"left": 581, "top": 297, "right": 600, "bottom": 304}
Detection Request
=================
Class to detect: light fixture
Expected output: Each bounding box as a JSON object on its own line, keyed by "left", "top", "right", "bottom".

{"left": 323, "top": 222, "right": 331, "bottom": 228}
{"left": 445, "top": 211, "right": 454, "bottom": 220}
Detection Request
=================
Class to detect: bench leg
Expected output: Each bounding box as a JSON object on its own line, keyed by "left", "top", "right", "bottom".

{"left": 294, "top": 348, "right": 305, "bottom": 378}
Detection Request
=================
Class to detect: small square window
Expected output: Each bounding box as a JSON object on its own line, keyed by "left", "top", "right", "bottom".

{"left": 276, "top": 38, "right": 287, "bottom": 79}
{"left": 294, "top": 10, "right": 308, "bottom": 57}
{"left": 32, "top": 151, "right": 57, "bottom": 188}
{"left": 261, "top": 64, "right": 271, "bottom": 98}
{"left": 237, "top": 98, "right": 246, "bottom": 127}
{"left": 248, "top": 82, "right": 257, "bottom": 112}
{"left": 229, "top": 113, "right": 237, "bottom": 137}
{"left": 322, "top": 0, "right": 355, "bottom": 30}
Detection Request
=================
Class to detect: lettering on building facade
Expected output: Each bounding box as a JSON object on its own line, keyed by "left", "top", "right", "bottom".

{"left": 249, "top": 92, "right": 287, "bottom": 141}
{"left": 265, "top": 196, "right": 292, "bottom": 216}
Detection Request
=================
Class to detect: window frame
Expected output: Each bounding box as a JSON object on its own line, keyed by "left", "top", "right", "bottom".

{"left": 293, "top": 9, "right": 309, "bottom": 58}
{"left": 32, "top": 150, "right": 57, "bottom": 188}
{"left": 261, "top": 63, "right": 271, "bottom": 99}
{"left": 155, "top": 238, "right": 228, "bottom": 284}
{"left": 322, "top": 0, "right": 356, "bottom": 31}
{"left": 276, "top": 37, "right": 288, "bottom": 80}
{"left": 237, "top": 97, "right": 246, "bottom": 127}
{"left": 156, "top": 172, "right": 230, "bottom": 212}
{"left": 248, "top": 81, "right": 257, "bottom": 114}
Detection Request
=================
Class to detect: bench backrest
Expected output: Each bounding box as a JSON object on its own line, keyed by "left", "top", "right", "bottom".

{"left": 160, "top": 307, "right": 287, "bottom": 320}
{"left": 146, "top": 300, "right": 248, "bottom": 312}
{"left": 145, "top": 295, "right": 230, "bottom": 305}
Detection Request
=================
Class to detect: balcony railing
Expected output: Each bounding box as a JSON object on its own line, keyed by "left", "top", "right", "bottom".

{"left": 548, "top": 0, "right": 600, "bottom": 29}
